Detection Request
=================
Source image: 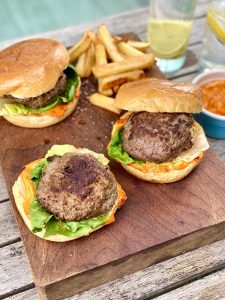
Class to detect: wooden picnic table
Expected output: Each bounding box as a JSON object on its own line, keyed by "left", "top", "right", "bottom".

{"left": 1, "top": 0, "right": 225, "bottom": 299}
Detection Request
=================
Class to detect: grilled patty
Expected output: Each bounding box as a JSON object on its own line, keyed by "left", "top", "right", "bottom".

{"left": 123, "top": 112, "right": 194, "bottom": 163}
{"left": 5, "top": 73, "right": 67, "bottom": 108}
{"left": 37, "top": 153, "right": 118, "bottom": 221}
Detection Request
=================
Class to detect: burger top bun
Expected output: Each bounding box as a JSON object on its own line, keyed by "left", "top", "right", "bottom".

{"left": 0, "top": 38, "right": 69, "bottom": 98}
{"left": 114, "top": 78, "right": 203, "bottom": 113}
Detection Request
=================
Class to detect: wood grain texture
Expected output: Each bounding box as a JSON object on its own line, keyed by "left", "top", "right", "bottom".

{"left": 2, "top": 2, "right": 225, "bottom": 299}
{"left": 0, "top": 241, "right": 33, "bottom": 298}
{"left": 1, "top": 65, "right": 225, "bottom": 299}
{"left": 154, "top": 269, "right": 225, "bottom": 300}
{"left": 5, "top": 289, "right": 37, "bottom": 300}
{"left": 0, "top": 201, "right": 20, "bottom": 247}
{"left": 4, "top": 239, "right": 225, "bottom": 300}
{"left": 0, "top": 169, "right": 8, "bottom": 202}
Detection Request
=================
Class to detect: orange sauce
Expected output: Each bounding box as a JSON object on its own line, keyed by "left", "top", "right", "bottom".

{"left": 20, "top": 159, "right": 41, "bottom": 216}
{"left": 43, "top": 102, "right": 71, "bottom": 117}
{"left": 104, "top": 184, "right": 126, "bottom": 225}
{"left": 129, "top": 162, "right": 150, "bottom": 173}
{"left": 201, "top": 80, "right": 225, "bottom": 116}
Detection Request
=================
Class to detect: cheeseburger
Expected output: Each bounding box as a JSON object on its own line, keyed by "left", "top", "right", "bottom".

{"left": 13, "top": 145, "right": 126, "bottom": 242}
{"left": 108, "top": 78, "right": 209, "bottom": 183}
{"left": 0, "top": 38, "right": 80, "bottom": 128}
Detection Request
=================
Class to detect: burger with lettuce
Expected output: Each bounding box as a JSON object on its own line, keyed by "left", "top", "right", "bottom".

{"left": 13, "top": 145, "right": 126, "bottom": 242}
{"left": 0, "top": 38, "right": 80, "bottom": 128}
{"left": 108, "top": 78, "right": 209, "bottom": 183}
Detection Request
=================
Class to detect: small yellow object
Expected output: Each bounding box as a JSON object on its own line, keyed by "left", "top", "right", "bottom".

{"left": 147, "top": 19, "right": 192, "bottom": 59}
{"left": 207, "top": 8, "right": 225, "bottom": 44}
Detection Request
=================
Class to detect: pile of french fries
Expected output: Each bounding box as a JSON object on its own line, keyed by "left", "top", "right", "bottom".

{"left": 69, "top": 24, "right": 154, "bottom": 114}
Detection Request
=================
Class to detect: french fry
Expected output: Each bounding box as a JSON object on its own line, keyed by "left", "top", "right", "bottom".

{"left": 127, "top": 40, "right": 150, "bottom": 52}
{"left": 101, "top": 89, "right": 113, "bottom": 96}
{"left": 92, "top": 53, "right": 155, "bottom": 78}
{"left": 95, "top": 42, "right": 113, "bottom": 95}
{"left": 75, "top": 52, "right": 86, "bottom": 78}
{"left": 89, "top": 93, "right": 122, "bottom": 114}
{"left": 117, "top": 42, "right": 144, "bottom": 57}
{"left": 83, "top": 43, "right": 95, "bottom": 77}
{"left": 68, "top": 30, "right": 94, "bottom": 62}
{"left": 99, "top": 70, "right": 145, "bottom": 91}
{"left": 98, "top": 24, "right": 124, "bottom": 62}
{"left": 113, "top": 85, "right": 120, "bottom": 93}
{"left": 95, "top": 43, "right": 108, "bottom": 65}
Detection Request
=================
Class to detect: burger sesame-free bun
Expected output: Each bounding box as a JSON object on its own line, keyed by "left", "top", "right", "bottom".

{"left": 3, "top": 97, "right": 78, "bottom": 128}
{"left": 121, "top": 152, "right": 203, "bottom": 184}
{"left": 12, "top": 147, "right": 126, "bottom": 242}
{"left": 0, "top": 38, "right": 69, "bottom": 98}
{"left": 109, "top": 113, "right": 208, "bottom": 183}
{"left": 115, "top": 78, "right": 203, "bottom": 113}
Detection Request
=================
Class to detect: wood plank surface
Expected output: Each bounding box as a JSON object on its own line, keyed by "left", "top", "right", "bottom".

{"left": 3, "top": 239, "right": 225, "bottom": 300}
{"left": 0, "top": 169, "right": 8, "bottom": 202}
{"left": 0, "top": 242, "right": 33, "bottom": 298}
{"left": 0, "top": 201, "right": 20, "bottom": 247}
{"left": 154, "top": 269, "right": 225, "bottom": 300}
{"left": 1, "top": 64, "right": 225, "bottom": 299}
{"left": 2, "top": 2, "right": 225, "bottom": 300}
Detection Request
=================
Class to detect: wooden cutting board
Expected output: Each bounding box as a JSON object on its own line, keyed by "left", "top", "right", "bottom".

{"left": 1, "top": 36, "right": 225, "bottom": 300}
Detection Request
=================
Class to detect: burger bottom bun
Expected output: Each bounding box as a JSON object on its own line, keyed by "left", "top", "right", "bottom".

{"left": 13, "top": 174, "right": 122, "bottom": 242}
{"left": 121, "top": 153, "right": 203, "bottom": 184}
{"left": 3, "top": 98, "right": 78, "bottom": 128}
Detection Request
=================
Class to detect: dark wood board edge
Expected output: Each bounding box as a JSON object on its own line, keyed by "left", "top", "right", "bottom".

{"left": 36, "top": 220, "right": 225, "bottom": 300}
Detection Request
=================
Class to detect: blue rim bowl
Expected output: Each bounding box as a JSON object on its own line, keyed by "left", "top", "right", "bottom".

{"left": 192, "top": 70, "right": 225, "bottom": 139}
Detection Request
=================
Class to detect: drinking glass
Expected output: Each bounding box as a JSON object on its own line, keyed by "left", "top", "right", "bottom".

{"left": 199, "top": 0, "right": 225, "bottom": 69}
{"left": 147, "top": 0, "right": 197, "bottom": 73}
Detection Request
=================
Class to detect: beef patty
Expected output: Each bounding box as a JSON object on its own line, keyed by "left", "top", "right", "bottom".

{"left": 5, "top": 73, "right": 67, "bottom": 108}
{"left": 123, "top": 112, "right": 194, "bottom": 163}
{"left": 37, "top": 153, "right": 118, "bottom": 221}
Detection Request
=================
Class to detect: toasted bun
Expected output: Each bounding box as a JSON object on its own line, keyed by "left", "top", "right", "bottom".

{"left": 3, "top": 98, "right": 78, "bottom": 128}
{"left": 115, "top": 78, "right": 203, "bottom": 113}
{"left": 0, "top": 38, "right": 69, "bottom": 98}
{"left": 109, "top": 113, "right": 208, "bottom": 183}
{"left": 12, "top": 147, "right": 126, "bottom": 242}
{"left": 121, "top": 153, "right": 203, "bottom": 183}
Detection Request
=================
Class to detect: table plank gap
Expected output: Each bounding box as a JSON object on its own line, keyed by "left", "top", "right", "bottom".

{"left": 153, "top": 268, "right": 225, "bottom": 300}
{"left": 0, "top": 284, "right": 35, "bottom": 300}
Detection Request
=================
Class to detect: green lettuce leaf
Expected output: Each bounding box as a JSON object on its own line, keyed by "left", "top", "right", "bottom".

{"left": 108, "top": 128, "right": 145, "bottom": 165}
{"left": 0, "top": 64, "right": 79, "bottom": 116}
{"left": 30, "top": 159, "right": 48, "bottom": 189}
{"left": 43, "top": 215, "right": 108, "bottom": 238}
{"left": 30, "top": 200, "right": 53, "bottom": 232}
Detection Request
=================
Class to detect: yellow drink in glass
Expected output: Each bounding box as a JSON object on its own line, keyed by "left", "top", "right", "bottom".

{"left": 200, "top": 0, "right": 225, "bottom": 69}
{"left": 147, "top": 19, "right": 192, "bottom": 59}
{"left": 147, "top": 0, "right": 197, "bottom": 73}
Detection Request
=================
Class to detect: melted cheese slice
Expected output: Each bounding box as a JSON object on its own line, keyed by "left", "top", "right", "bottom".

{"left": 179, "top": 122, "right": 209, "bottom": 162}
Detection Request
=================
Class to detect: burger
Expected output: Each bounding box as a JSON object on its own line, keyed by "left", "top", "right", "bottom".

{"left": 12, "top": 145, "right": 126, "bottom": 242}
{"left": 108, "top": 78, "right": 209, "bottom": 183}
{"left": 0, "top": 38, "right": 80, "bottom": 128}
